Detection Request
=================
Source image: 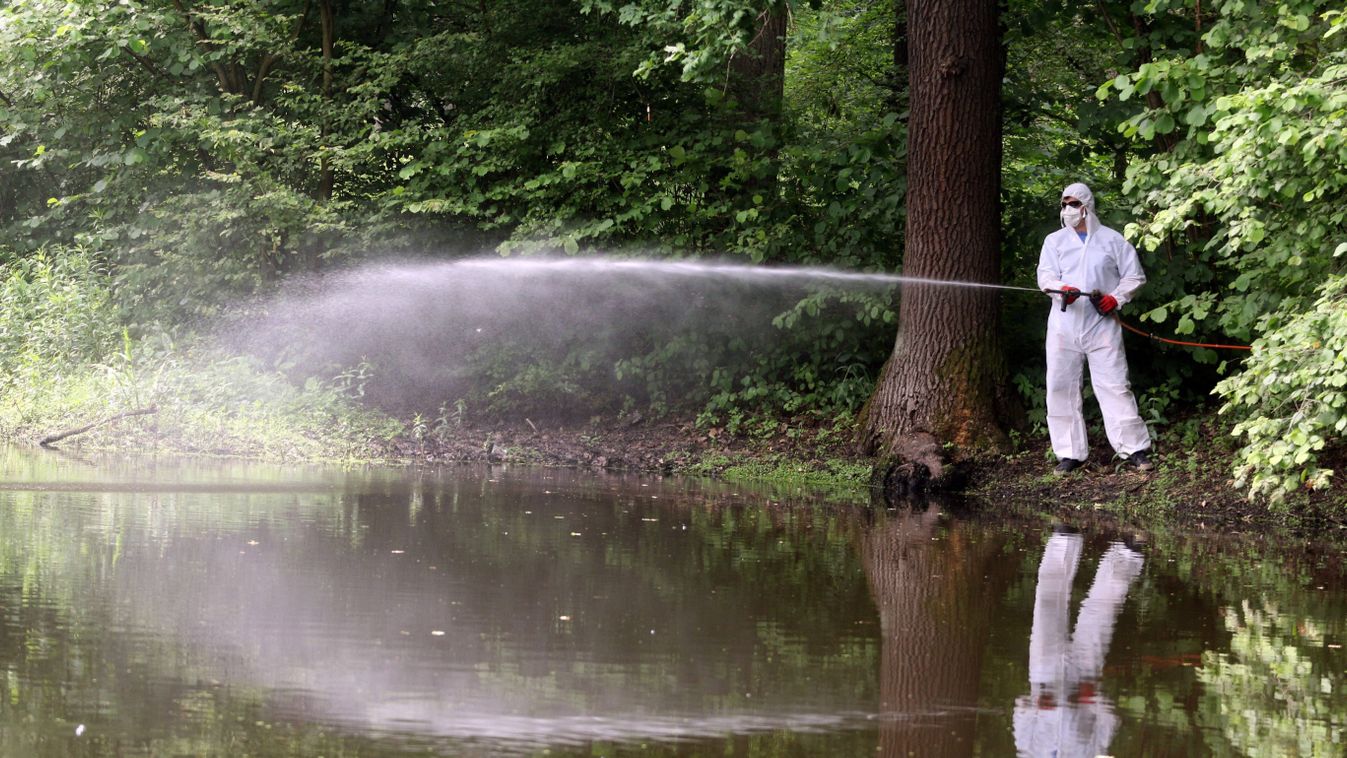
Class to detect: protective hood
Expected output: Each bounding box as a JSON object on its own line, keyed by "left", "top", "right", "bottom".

{"left": 1061, "top": 182, "right": 1102, "bottom": 236}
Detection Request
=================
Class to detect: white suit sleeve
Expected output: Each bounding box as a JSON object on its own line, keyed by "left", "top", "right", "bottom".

{"left": 1036, "top": 237, "right": 1068, "bottom": 293}
{"left": 1111, "top": 238, "right": 1146, "bottom": 307}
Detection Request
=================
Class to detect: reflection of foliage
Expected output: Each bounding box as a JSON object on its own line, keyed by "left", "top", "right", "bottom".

{"left": 1197, "top": 600, "right": 1347, "bottom": 757}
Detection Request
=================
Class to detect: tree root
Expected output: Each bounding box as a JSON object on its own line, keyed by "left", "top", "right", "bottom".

{"left": 39, "top": 406, "right": 159, "bottom": 448}
{"left": 870, "top": 431, "right": 970, "bottom": 501}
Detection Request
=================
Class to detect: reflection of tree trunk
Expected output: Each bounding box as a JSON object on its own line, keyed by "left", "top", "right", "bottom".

{"left": 860, "top": 508, "right": 1010, "bottom": 758}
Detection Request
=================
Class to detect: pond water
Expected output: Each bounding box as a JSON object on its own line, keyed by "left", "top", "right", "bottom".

{"left": 1, "top": 447, "right": 1345, "bottom": 757}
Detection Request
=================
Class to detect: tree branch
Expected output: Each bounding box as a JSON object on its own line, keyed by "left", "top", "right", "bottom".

{"left": 251, "top": 0, "right": 311, "bottom": 104}
{"left": 1195, "top": 0, "right": 1203, "bottom": 54}
{"left": 1093, "top": 1, "right": 1127, "bottom": 51}
{"left": 252, "top": 54, "right": 278, "bottom": 102}
{"left": 122, "top": 46, "right": 172, "bottom": 81}
{"left": 170, "top": 0, "right": 238, "bottom": 94}
{"left": 39, "top": 406, "right": 159, "bottom": 447}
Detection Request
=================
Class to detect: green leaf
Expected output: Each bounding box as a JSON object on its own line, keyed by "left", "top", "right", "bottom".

{"left": 122, "top": 147, "right": 149, "bottom": 166}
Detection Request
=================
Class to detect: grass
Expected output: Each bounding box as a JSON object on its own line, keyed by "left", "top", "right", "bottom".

{"left": 685, "top": 451, "right": 873, "bottom": 491}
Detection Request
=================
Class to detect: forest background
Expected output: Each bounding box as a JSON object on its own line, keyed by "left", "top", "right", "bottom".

{"left": 1, "top": 0, "right": 1344, "bottom": 505}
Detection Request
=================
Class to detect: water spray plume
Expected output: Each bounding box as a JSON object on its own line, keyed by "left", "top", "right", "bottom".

{"left": 439, "top": 257, "right": 1033, "bottom": 292}
{"left": 229, "top": 255, "right": 1030, "bottom": 416}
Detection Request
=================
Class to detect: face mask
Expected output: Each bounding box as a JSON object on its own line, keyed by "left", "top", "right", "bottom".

{"left": 1060, "top": 204, "right": 1085, "bottom": 228}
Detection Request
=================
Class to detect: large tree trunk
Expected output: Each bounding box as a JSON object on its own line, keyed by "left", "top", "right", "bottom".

{"left": 317, "top": 0, "right": 336, "bottom": 202}
{"left": 860, "top": 508, "right": 1013, "bottom": 757}
{"left": 720, "top": 2, "right": 786, "bottom": 246}
{"left": 858, "top": 0, "right": 1011, "bottom": 493}
{"left": 728, "top": 3, "right": 787, "bottom": 120}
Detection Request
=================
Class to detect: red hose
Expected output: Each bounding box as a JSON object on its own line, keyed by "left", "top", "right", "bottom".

{"left": 1114, "top": 314, "right": 1252, "bottom": 351}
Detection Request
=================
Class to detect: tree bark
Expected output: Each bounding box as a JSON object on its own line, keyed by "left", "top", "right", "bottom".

{"left": 858, "top": 0, "right": 1011, "bottom": 491}
{"left": 860, "top": 507, "right": 1013, "bottom": 757}
{"left": 317, "top": 0, "right": 336, "bottom": 202}
{"left": 728, "top": 3, "right": 787, "bottom": 120}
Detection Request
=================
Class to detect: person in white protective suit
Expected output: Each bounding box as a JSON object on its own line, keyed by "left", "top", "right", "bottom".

{"left": 1013, "top": 530, "right": 1145, "bottom": 758}
{"left": 1037, "top": 182, "right": 1154, "bottom": 475}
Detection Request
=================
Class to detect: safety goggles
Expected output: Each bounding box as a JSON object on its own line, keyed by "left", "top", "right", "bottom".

{"left": 1060, "top": 200, "right": 1083, "bottom": 208}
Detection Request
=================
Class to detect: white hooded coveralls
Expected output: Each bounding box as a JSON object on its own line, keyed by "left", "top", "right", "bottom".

{"left": 1036, "top": 183, "right": 1151, "bottom": 462}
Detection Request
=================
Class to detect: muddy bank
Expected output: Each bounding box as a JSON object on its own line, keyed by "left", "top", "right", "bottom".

{"left": 382, "top": 416, "right": 863, "bottom": 479}
{"left": 383, "top": 414, "right": 1347, "bottom": 535}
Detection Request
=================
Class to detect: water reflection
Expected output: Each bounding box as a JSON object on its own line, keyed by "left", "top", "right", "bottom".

{"left": 1197, "top": 600, "right": 1347, "bottom": 755}
{"left": 4, "top": 448, "right": 1347, "bottom": 756}
{"left": 0, "top": 451, "right": 880, "bottom": 756}
{"left": 1014, "top": 531, "right": 1143, "bottom": 757}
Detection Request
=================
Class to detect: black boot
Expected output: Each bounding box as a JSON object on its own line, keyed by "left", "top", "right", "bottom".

{"left": 1053, "top": 458, "right": 1084, "bottom": 475}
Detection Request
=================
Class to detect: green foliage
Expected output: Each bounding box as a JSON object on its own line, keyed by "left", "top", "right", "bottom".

{"left": 0, "top": 247, "right": 400, "bottom": 459}
{"left": 1217, "top": 276, "right": 1347, "bottom": 500}
{"left": 691, "top": 290, "right": 892, "bottom": 431}
{"left": 0, "top": 0, "right": 368, "bottom": 324}
{"left": 0, "top": 249, "right": 116, "bottom": 376}
{"left": 584, "top": 0, "right": 797, "bottom": 85}
{"left": 1112, "top": 4, "right": 1347, "bottom": 342}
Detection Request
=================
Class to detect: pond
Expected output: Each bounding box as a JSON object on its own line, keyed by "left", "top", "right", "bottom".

{"left": 1, "top": 447, "right": 1344, "bottom": 756}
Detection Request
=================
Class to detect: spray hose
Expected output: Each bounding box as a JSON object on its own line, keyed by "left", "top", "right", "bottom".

{"left": 1041, "top": 288, "right": 1252, "bottom": 351}
{"left": 1111, "top": 313, "right": 1251, "bottom": 351}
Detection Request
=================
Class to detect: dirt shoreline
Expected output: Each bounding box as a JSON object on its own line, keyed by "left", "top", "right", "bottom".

{"left": 382, "top": 414, "right": 1347, "bottom": 536}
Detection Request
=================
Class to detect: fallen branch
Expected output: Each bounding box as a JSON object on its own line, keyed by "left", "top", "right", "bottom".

{"left": 39, "top": 406, "right": 159, "bottom": 448}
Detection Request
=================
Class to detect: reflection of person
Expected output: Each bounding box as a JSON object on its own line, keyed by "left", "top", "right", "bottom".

{"left": 1014, "top": 531, "right": 1144, "bottom": 758}
{"left": 1036, "top": 182, "right": 1154, "bottom": 475}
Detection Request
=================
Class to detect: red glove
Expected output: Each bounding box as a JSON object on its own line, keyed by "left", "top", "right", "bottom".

{"left": 1060, "top": 285, "right": 1081, "bottom": 305}
{"left": 1095, "top": 294, "right": 1118, "bottom": 314}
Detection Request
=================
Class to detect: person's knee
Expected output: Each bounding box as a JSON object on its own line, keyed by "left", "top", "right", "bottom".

{"left": 1092, "top": 380, "right": 1133, "bottom": 399}
{"left": 1047, "top": 377, "right": 1081, "bottom": 399}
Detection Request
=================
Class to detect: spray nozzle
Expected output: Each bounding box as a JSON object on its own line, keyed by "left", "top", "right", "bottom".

{"left": 1039, "top": 290, "right": 1093, "bottom": 315}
